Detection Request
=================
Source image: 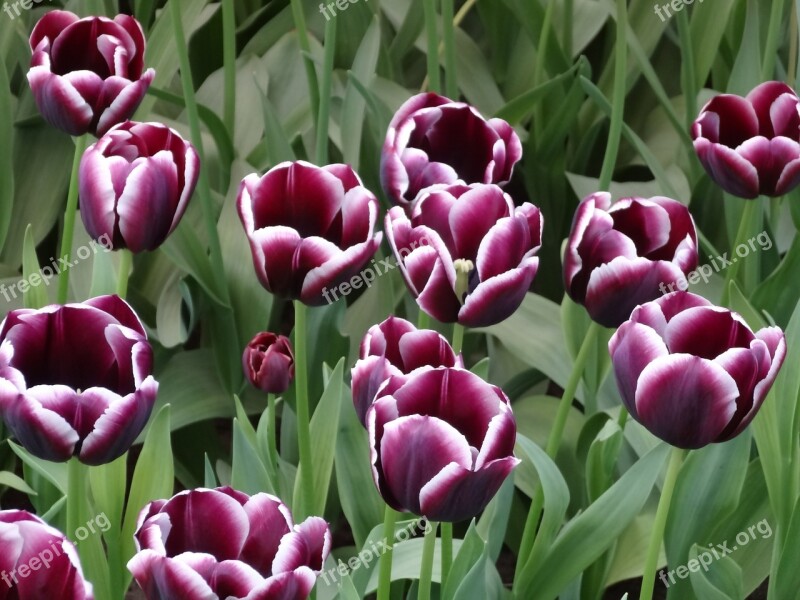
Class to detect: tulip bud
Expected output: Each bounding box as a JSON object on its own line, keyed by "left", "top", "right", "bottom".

{"left": 0, "top": 510, "right": 93, "bottom": 600}
{"left": 128, "top": 487, "right": 331, "bottom": 600}
{"left": 27, "top": 11, "right": 155, "bottom": 137}
{"left": 79, "top": 121, "right": 200, "bottom": 253}
{"left": 381, "top": 92, "right": 522, "bottom": 207}
{"left": 609, "top": 292, "right": 786, "bottom": 449}
{"left": 692, "top": 81, "right": 800, "bottom": 199}
{"left": 243, "top": 332, "right": 295, "bottom": 394}
{"left": 564, "top": 192, "right": 699, "bottom": 328}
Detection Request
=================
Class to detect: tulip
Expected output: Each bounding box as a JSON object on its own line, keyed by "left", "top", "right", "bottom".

{"left": 78, "top": 121, "right": 200, "bottom": 252}
{"left": 381, "top": 92, "right": 522, "bottom": 207}
{"left": 386, "top": 183, "right": 542, "bottom": 327}
{"left": 128, "top": 487, "right": 331, "bottom": 600}
{"left": 368, "top": 367, "right": 520, "bottom": 522}
{"left": 0, "top": 510, "right": 93, "bottom": 600}
{"left": 237, "top": 161, "right": 382, "bottom": 306}
{"left": 0, "top": 295, "right": 158, "bottom": 465}
{"left": 609, "top": 291, "right": 786, "bottom": 449}
{"left": 351, "top": 316, "right": 463, "bottom": 426}
{"left": 27, "top": 11, "right": 155, "bottom": 137}
{"left": 564, "top": 192, "right": 699, "bottom": 328}
{"left": 243, "top": 332, "right": 295, "bottom": 394}
{"left": 692, "top": 81, "right": 800, "bottom": 198}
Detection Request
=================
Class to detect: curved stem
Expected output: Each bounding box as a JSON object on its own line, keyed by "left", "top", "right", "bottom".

{"left": 721, "top": 199, "right": 759, "bottom": 306}
{"left": 57, "top": 135, "right": 90, "bottom": 305}
{"left": 423, "top": 0, "right": 441, "bottom": 93}
{"left": 221, "top": 0, "right": 237, "bottom": 134}
{"left": 418, "top": 520, "right": 439, "bottom": 600}
{"left": 640, "top": 447, "right": 686, "bottom": 600}
{"left": 376, "top": 506, "right": 399, "bottom": 600}
{"left": 293, "top": 300, "right": 315, "bottom": 519}
{"left": 451, "top": 323, "right": 465, "bottom": 355}
{"left": 440, "top": 521, "right": 453, "bottom": 590}
{"left": 116, "top": 249, "right": 133, "bottom": 298}
{"left": 598, "top": 0, "right": 628, "bottom": 191}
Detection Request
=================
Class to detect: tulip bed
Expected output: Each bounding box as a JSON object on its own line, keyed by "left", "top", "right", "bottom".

{"left": 1, "top": 1, "right": 799, "bottom": 599}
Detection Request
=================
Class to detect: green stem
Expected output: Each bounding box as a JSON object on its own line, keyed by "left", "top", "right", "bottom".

{"left": 423, "top": 0, "right": 441, "bottom": 93}
{"left": 640, "top": 447, "right": 686, "bottom": 600}
{"left": 676, "top": 9, "right": 696, "bottom": 133}
{"left": 563, "top": 0, "right": 573, "bottom": 56}
{"left": 598, "top": 0, "right": 628, "bottom": 192}
{"left": 418, "top": 521, "right": 439, "bottom": 600}
{"left": 293, "top": 300, "right": 315, "bottom": 519}
{"left": 451, "top": 323, "right": 465, "bottom": 355}
{"left": 221, "top": 0, "right": 237, "bottom": 135}
{"left": 440, "top": 521, "right": 453, "bottom": 590}
{"left": 376, "top": 506, "right": 399, "bottom": 600}
{"left": 763, "top": 0, "right": 788, "bottom": 79}
{"left": 67, "top": 458, "right": 86, "bottom": 554}
{"left": 441, "top": 0, "right": 457, "bottom": 98}
{"left": 532, "top": 0, "right": 556, "bottom": 136}
{"left": 266, "top": 392, "right": 279, "bottom": 486}
{"left": 721, "top": 199, "right": 759, "bottom": 306}
{"left": 316, "top": 15, "right": 337, "bottom": 165}
{"left": 291, "top": 0, "right": 321, "bottom": 131}
{"left": 417, "top": 309, "right": 431, "bottom": 329}
{"left": 57, "top": 135, "right": 89, "bottom": 305}
{"left": 116, "top": 249, "right": 133, "bottom": 298}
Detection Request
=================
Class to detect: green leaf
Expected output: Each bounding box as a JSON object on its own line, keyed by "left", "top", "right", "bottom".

{"left": 443, "top": 522, "right": 487, "bottom": 600}
{"left": 203, "top": 454, "right": 218, "bottom": 488}
{"left": 0, "top": 50, "right": 13, "bottom": 252}
{"left": 688, "top": 544, "right": 744, "bottom": 600}
{"left": 470, "top": 357, "right": 491, "bottom": 381}
{"left": 21, "top": 225, "right": 46, "bottom": 309}
{"left": 773, "top": 496, "right": 800, "bottom": 600}
{"left": 0, "top": 470, "right": 36, "bottom": 496}
{"left": 476, "top": 474, "right": 514, "bottom": 561}
{"left": 232, "top": 417, "right": 276, "bottom": 495}
{"left": 8, "top": 441, "right": 67, "bottom": 493}
{"left": 88, "top": 454, "right": 127, "bottom": 540}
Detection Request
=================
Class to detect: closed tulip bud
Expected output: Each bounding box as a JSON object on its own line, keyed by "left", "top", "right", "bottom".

{"left": 692, "top": 81, "right": 800, "bottom": 199}
{"left": 128, "top": 487, "right": 331, "bottom": 600}
{"left": 0, "top": 295, "right": 158, "bottom": 465}
{"left": 237, "top": 161, "right": 382, "bottom": 306}
{"left": 79, "top": 121, "right": 200, "bottom": 252}
{"left": 381, "top": 92, "right": 522, "bottom": 207}
{"left": 243, "top": 332, "right": 294, "bottom": 394}
{"left": 368, "top": 367, "right": 520, "bottom": 522}
{"left": 351, "top": 317, "right": 463, "bottom": 426}
{"left": 564, "top": 192, "right": 699, "bottom": 328}
{"left": 386, "top": 183, "right": 542, "bottom": 327}
{"left": 27, "top": 11, "right": 154, "bottom": 137}
{"left": 0, "top": 510, "right": 93, "bottom": 600}
{"left": 609, "top": 292, "right": 786, "bottom": 449}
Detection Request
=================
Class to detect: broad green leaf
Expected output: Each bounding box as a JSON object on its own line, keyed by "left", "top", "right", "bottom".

{"left": 8, "top": 441, "right": 67, "bottom": 493}
{"left": 21, "top": 225, "right": 46, "bottom": 309}
{"left": 688, "top": 544, "right": 744, "bottom": 600}
{"left": 773, "top": 496, "right": 800, "bottom": 600}
{"left": 443, "top": 522, "right": 486, "bottom": 600}
{"left": 0, "top": 470, "right": 36, "bottom": 496}
{"left": 0, "top": 51, "right": 13, "bottom": 252}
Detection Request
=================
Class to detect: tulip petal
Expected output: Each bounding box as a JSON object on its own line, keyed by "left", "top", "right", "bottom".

{"left": 5, "top": 388, "right": 79, "bottom": 461}
{"left": 27, "top": 68, "right": 94, "bottom": 136}
{"left": 128, "top": 552, "right": 216, "bottom": 600}
{"left": 272, "top": 516, "right": 331, "bottom": 574}
{"left": 398, "top": 330, "right": 458, "bottom": 371}
{"left": 30, "top": 10, "right": 80, "bottom": 49}
{"left": 663, "top": 306, "right": 754, "bottom": 358}
{"left": 95, "top": 70, "right": 154, "bottom": 136}
{"left": 242, "top": 569, "right": 317, "bottom": 600}
{"left": 459, "top": 260, "right": 538, "bottom": 327}
{"left": 240, "top": 494, "right": 293, "bottom": 576}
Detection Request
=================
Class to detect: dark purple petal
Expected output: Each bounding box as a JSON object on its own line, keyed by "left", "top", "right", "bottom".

{"left": 272, "top": 517, "right": 331, "bottom": 574}
{"left": 240, "top": 493, "right": 293, "bottom": 576}
{"left": 29, "top": 11, "right": 80, "bottom": 50}
{"left": 696, "top": 140, "right": 761, "bottom": 199}
{"left": 458, "top": 260, "right": 538, "bottom": 327}
{"left": 127, "top": 552, "right": 216, "bottom": 600}
{"left": 242, "top": 569, "right": 317, "bottom": 600}
{"left": 663, "top": 306, "right": 755, "bottom": 358}
{"left": 27, "top": 68, "right": 94, "bottom": 136}
{"left": 4, "top": 387, "right": 79, "bottom": 461}
{"left": 746, "top": 81, "right": 799, "bottom": 136}
{"left": 693, "top": 94, "right": 759, "bottom": 147}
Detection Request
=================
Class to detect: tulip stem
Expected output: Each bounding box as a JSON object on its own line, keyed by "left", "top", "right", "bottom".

{"left": 316, "top": 14, "right": 337, "bottom": 165}
{"left": 440, "top": 521, "right": 453, "bottom": 589}
{"left": 598, "top": 0, "right": 628, "bottom": 192}
{"left": 417, "top": 309, "right": 431, "bottom": 329}
{"left": 418, "top": 520, "right": 439, "bottom": 600}
{"left": 376, "top": 505, "right": 399, "bottom": 600}
{"left": 57, "top": 134, "right": 89, "bottom": 305}
{"left": 67, "top": 457, "right": 87, "bottom": 555}
{"left": 441, "top": 0, "right": 457, "bottom": 98}
{"left": 290, "top": 0, "right": 321, "bottom": 130}
{"left": 116, "top": 249, "right": 133, "bottom": 298}
{"left": 451, "top": 323, "right": 465, "bottom": 355}
{"left": 293, "top": 300, "right": 315, "bottom": 520}
{"left": 514, "top": 321, "right": 601, "bottom": 585}
{"left": 640, "top": 446, "right": 686, "bottom": 600}
{"left": 721, "top": 199, "right": 759, "bottom": 306}
{"left": 266, "top": 392, "right": 280, "bottom": 488}
{"left": 423, "top": 0, "right": 441, "bottom": 94}
{"left": 221, "top": 0, "right": 236, "bottom": 134}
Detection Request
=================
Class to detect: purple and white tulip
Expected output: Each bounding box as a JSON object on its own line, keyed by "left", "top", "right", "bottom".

{"left": 692, "top": 81, "right": 800, "bottom": 198}
{"left": 128, "top": 487, "right": 331, "bottom": 600}
{"left": 351, "top": 316, "right": 463, "bottom": 426}
{"left": 381, "top": 92, "right": 522, "bottom": 207}
{"left": 0, "top": 295, "right": 158, "bottom": 465}
{"left": 0, "top": 510, "right": 93, "bottom": 600}
{"left": 243, "top": 332, "right": 295, "bottom": 395}
{"left": 386, "top": 183, "right": 542, "bottom": 327}
{"left": 609, "top": 292, "right": 786, "bottom": 449}
{"left": 564, "top": 192, "right": 698, "bottom": 328}
{"left": 237, "top": 161, "right": 382, "bottom": 306}
{"left": 27, "top": 11, "right": 155, "bottom": 137}
{"left": 368, "top": 367, "right": 520, "bottom": 522}
{"left": 79, "top": 121, "right": 200, "bottom": 252}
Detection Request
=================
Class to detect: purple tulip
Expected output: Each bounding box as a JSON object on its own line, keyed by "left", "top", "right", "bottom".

{"left": 0, "top": 295, "right": 158, "bottom": 465}
{"left": 351, "top": 316, "right": 463, "bottom": 426}
{"left": 128, "top": 487, "right": 331, "bottom": 600}
{"left": 564, "top": 192, "right": 699, "bottom": 328}
{"left": 237, "top": 161, "right": 382, "bottom": 306}
{"left": 243, "top": 332, "right": 295, "bottom": 394}
{"left": 0, "top": 510, "right": 93, "bottom": 600}
{"left": 79, "top": 121, "right": 200, "bottom": 252}
{"left": 692, "top": 81, "right": 800, "bottom": 198}
{"left": 609, "top": 292, "right": 786, "bottom": 449}
{"left": 368, "top": 367, "right": 520, "bottom": 522}
{"left": 27, "top": 11, "right": 155, "bottom": 137}
{"left": 381, "top": 92, "right": 522, "bottom": 207}
{"left": 386, "top": 183, "right": 542, "bottom": 327}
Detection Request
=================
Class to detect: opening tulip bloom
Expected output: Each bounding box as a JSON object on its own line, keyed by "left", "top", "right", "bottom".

{"left": 351, "top": 316, "right": 463, "bottom": 426}
{"left": 564, "top": 192, "right": 698, "bottom": 328}
{"left": 237, "top": 161, "right": 382, "bottom": 306}
{"left": 609, "top": 292, "right": 786, "bottom": 449}
{"left": 27, "top": 11, "right": 155, "bottom": 137}
{"left": 0, "top": 510, "right": 93, "bottom": 599}
{"left": 243, "top": 332, "right": 295, "bottom": 394}
{"left": 381, "top": 92, "right": 522, "bottom": 207}
{"left": 368, "top": 367, "right": 520, "bottom": 522}
{"left": 0, "top": 295, "right": 158, "bottom": 465}
{"left": 79, "top": 121, "right": 200, "bottom": 252}
{"left": 692, "top": 81, "right": 800, "bottom": 199}
{"left": 386, "top": 183, "right": 542, "bottom": 327}
{"left": 128, "top": 487, "right": 331, "bottom": 600}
